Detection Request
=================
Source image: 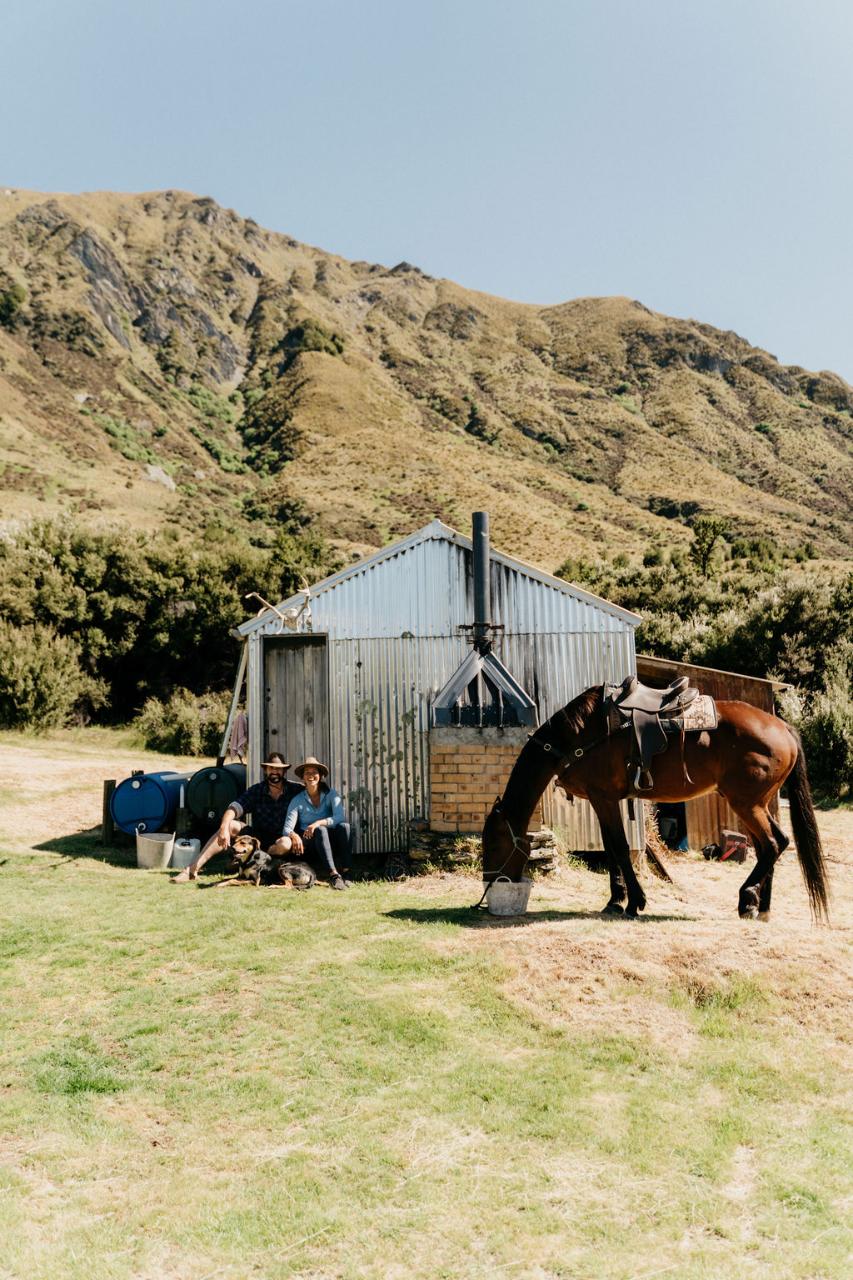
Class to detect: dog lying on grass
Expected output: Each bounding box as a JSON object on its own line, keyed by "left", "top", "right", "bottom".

{"left": 275, "top": 860, "right": 316, "bottom": 891}
{"left": 216, "top": 834, "right": 316, "bottom": 890}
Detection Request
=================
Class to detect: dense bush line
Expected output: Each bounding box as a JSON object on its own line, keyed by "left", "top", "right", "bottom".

{"left": 1, "top": 517, "right": 849, "bottom": 800}
{"left": 0, "top": 520, "right": 336, "bottom": 731}
{"left": 557, "top": 535, "right": 853, "bottom": 800}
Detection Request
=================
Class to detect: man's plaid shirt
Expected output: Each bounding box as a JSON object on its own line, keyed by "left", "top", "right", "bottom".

{"left": 231, "top": 780, "right": 303, "bottom": 843}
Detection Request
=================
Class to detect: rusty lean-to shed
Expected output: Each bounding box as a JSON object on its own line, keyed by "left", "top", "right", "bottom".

{"left": 232, "top": 520, "right": 643, "bottom": 854}
{"left": 636, "top": 654, "right": 788, "bottom": 849}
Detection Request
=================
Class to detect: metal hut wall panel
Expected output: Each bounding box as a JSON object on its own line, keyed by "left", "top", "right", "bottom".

{"left": 241, "top": 525, "right": 640, "bottom": 853}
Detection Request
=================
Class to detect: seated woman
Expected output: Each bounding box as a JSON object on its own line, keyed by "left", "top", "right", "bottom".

{"left": 283, "top": 756, "right": 354, "bottom": 891}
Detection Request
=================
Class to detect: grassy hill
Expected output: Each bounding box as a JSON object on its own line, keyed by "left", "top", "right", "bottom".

{"left": 1, "top": 187, "right": 851, "bottom": 569}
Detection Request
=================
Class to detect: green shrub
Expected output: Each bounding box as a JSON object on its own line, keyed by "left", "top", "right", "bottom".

{"left": 0, "top": 621, "right": 104, "bottom": 730}
{"left": 188, "top": 424, "right": 247, "bottom": 473}
{"left": 96, "top": 413, "right": 158, "bottom": 465}
{"left": 784, "top": 647, "right": 853, "bottom": 802}
{"left": 0, "top": 282, "right": 26, "bottom": 329}
{"left": 184, "top": 383, "right": 237, "bottom": 424}
{"left": 278, "top": 318, "right": 344, "bottom": 368}
{"left": 689, "top": 516, "right": 728, "bottom": 576}
{"left": 238, "top": 385, "right": 303, "bottom": 473}
{"left": 134, "top": 687, "right": 233, "bottom": 756}
{"left": 463, "top": 396, "right": 499, "bottom": 445}
{"left": 800, "top": 694, "right": 853, "bottom": 802}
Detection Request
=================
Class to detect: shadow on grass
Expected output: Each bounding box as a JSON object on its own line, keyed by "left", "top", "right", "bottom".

{"left": 32, "top": 828, "right": 238, "bottom": 878}
{"left": 33, "top": 826, "right": 136, "bottom": 867}
{"left": 385, "top": 906, "right": 695, "bottom": 928}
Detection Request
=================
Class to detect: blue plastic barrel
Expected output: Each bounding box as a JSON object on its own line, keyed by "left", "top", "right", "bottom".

{"left": 109, "top": 770, "right": 196, "bottom": 835}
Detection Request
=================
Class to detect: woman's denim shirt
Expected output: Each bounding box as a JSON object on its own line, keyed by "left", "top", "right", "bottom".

{"left": 283, "top": 788, "right": 345, "bottom": 836}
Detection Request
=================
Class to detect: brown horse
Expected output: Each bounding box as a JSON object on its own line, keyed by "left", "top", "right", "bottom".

{"left": 481, "top": 686, "right": 829, "bottom": 921}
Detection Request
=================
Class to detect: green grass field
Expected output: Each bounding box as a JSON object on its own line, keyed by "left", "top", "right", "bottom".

{"left": 0, "top": 732, "right": 850, "bottom": 1278}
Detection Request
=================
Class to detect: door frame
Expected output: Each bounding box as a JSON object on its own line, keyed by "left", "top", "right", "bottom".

{"left": 261, "top": 633, "right": 330, "bottom": 778}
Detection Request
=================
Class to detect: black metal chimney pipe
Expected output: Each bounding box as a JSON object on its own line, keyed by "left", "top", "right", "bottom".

{"left": 472, "top": 511, "right": 491, "bottom": 653}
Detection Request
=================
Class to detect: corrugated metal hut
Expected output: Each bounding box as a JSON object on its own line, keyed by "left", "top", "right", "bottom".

{"left": 230, "top": 519, "right": 643, "bottom": 855}
{"left": 636, "top": 654, "right": 788, "bottom": 850}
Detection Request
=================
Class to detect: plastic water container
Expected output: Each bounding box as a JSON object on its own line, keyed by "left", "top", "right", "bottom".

{"left": 170, "top": 837, "right": 201, "bottom": 869}
{"left": 135, "top": 830, "right": 175, "bottom": 869}
{"left": 110, "top": 770, "right": 195, "bottom": 835}
{"left": 485, "top": 876, "right": 533, "bottom": 917}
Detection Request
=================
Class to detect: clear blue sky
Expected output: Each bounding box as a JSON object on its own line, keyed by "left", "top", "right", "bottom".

{"left": 4, "top": 0, "right": 852, "bottom": 381}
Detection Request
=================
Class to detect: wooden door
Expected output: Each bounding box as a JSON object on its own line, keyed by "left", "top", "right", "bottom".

{"left": 263, "top": 636, "right": 330, "bottom": 772}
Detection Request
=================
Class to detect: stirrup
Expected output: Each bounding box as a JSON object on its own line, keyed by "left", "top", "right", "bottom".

{"left": 633, "top": 766, "right": 654, "bottom": 792}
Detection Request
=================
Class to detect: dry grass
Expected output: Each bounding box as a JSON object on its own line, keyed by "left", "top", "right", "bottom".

{"left": 0, "top": 729, "right": 850, "bottom": 1279}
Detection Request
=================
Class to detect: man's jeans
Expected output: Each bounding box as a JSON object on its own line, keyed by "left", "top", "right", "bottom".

{"left": 303, "top": 823, "right": 355, "bottom": 877}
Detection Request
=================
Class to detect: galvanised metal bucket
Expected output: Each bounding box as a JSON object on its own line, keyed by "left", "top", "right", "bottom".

{"left": 485, "top": 876, "right": 533, "bottom": 917}
{"left": 135, "top": 830, "right": 175, "bottom": 870}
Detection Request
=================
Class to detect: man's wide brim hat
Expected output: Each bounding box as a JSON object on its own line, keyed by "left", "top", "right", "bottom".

{"left": 294, "top": 756, "right": 329, "bottom": 779}
{"left": 261, "top": 758, "right": 290, "bottom": 770}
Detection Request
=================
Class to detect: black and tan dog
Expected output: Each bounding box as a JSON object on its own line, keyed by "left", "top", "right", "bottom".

{"left": 275, "top": 859, "right": 316, "bottom": 891}
{"left": 216, "top": 833, "right": 275, "bottom": 888}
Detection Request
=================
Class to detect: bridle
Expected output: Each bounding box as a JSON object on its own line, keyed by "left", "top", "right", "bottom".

{"left": 473, "top": 804, "right": 530, "bottom": 910}
{"left": 525, "top": 697, "right": 617, "bottom": 778}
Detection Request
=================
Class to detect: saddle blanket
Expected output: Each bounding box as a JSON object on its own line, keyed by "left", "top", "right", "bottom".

{"left": 669, "top": 694, "right": 718, "bottom": 733}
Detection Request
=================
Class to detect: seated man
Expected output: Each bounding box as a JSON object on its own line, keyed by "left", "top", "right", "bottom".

{"left": 283, "top": 756, "right": 355, "bottom": 891}
{"left": 173, "top": 752, "right": 303, "bottom": 882}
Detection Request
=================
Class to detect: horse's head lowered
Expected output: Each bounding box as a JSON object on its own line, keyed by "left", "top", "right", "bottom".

{"left": 481, "top": 798, "right": 530, "bottom": 884}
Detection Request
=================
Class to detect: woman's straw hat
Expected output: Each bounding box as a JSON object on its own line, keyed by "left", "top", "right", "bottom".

{"left": 294, "top": 755, "right": 329, "bottom": 779}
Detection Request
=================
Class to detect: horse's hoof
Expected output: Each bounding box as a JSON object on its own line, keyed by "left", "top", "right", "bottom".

{"left": 739, "top": 889, "right": 760, "bottom": 917}
{"left": 757, "top": 911, "right": 771, "bottom": 923}
{"left": 624, "top": 906, "right": 643, "bottom": 920}
{"left": 601, "top": 902, "right": 625, "bottom": 916}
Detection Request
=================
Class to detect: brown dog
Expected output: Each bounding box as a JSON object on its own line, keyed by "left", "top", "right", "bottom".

{"left": 275, "top": 859, "right": 316, "bottom": 891}
{"left": 216, "top": 834, "right": 274, "bottom": 888}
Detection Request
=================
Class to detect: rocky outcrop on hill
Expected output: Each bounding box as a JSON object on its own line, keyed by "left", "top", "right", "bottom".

{"left": 0, "top": 187, "right": 850, "bottom": 564}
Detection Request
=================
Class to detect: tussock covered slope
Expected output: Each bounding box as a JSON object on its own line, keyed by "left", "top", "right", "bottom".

{"left": 0, "top": 187, "right": 850, "bottom": 567}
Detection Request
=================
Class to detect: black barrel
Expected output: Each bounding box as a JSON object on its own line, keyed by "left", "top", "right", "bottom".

{"left": 185, "top": 763, "right": 247, "bottom": 824}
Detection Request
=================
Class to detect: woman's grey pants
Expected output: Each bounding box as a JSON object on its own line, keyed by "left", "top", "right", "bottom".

{"left": 303, "top": 823, "right": 354, "bottom": 876}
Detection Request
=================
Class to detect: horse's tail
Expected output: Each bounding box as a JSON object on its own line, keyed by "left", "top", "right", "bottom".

{"left": 786, "top": 727, "right": 830, "bottom": 922}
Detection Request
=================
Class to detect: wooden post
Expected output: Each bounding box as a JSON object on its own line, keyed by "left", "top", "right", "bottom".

{"left": 218, "top": 642, "right": 248, "bottom": 766}
{"left": 102, "top": 779, "right": 116, "bottom": 845}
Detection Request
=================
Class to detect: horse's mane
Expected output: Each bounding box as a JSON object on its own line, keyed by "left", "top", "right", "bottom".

{"left": 547, "top": 685, "right": 602, "bottom": 739}
{"left": 493, "top": 685, "right": 603, "bottom": 820}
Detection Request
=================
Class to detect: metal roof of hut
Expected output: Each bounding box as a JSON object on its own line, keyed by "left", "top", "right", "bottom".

{"left": 236, "top": 519, "right": 641, "bottom": 639}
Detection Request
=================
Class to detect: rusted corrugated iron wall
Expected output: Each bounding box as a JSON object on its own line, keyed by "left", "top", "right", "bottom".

{"left": 636, "top": 655, "right": 777, "bottom": 714}
{"left": 637, "top": 654, "right": 781, "bottom": 845}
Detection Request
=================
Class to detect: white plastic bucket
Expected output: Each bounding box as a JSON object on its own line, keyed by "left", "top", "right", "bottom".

{"left": 135, "top": 830, "right": 175, "bottom": 870}
{"left": 485, "top": 876, "right": 533, "bottom": 917}
{"left": 170, "top": 837, "right": 201, "bottom": 869}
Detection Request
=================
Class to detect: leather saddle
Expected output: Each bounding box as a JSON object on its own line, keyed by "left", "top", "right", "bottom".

{"left": 606, "top": 675, "right": 702, "bottom": 793}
